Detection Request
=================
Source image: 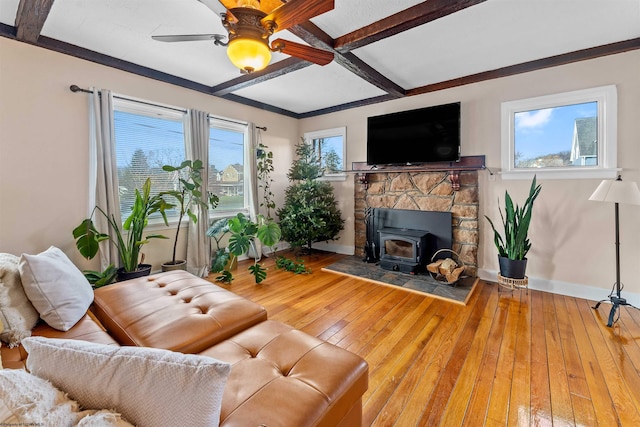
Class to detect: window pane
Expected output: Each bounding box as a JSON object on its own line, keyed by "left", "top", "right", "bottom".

{"left": 114, "top": 109, "right": 185, "bottom": 220}
{"left": 209, "top": 124, "right": 245, "bottom": 211}
{"left": 313, "top": 136, "right": 344, "bottom": 174}
{"left": 514, "top": 101, "right": 598, "bottom": 168}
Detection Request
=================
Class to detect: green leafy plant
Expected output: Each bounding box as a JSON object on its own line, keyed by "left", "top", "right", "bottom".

{"left": 207, "top": 217, "right": 232, "bottom": 274}
{"left": 275, "top": 256, "right": 311, "bottom": 274}
{"left": 82, "top": 264, "right": 118, "bottom": 288}
{"left": 256, "top": 142, "right": 276, "bottom": 220}
{"left": 215, "top": 269, "right": 233, "bottom": 284}
{"left": 277, "top": 139, "right": 344, "bottom": 253}
{"left": 485, "top": 176, "right": 541, "bottom": 260}
{"left": 228, "top": 213, "right": 281, "bottom": 283}
{"left": 208, "top": 213, "right": 281, "bottom": 284}
{"left": 160, "top": 160, "right": 219, "bottom": 267}
{"left": 73, "top": 178, "right": 171, "bottom": 281}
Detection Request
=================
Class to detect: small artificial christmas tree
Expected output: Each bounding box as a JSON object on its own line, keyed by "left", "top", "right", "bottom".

{"left": 277, "top": 139, "right": 344, "bottom": 253}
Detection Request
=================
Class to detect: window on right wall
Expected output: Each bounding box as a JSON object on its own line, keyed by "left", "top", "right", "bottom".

{"left": 500, "top": 85, "right": 618, "bottom": 180}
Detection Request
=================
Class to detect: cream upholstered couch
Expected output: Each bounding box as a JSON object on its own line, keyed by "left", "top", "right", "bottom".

{"left": 0, "top": 248, "right": 368, "bottom": 427}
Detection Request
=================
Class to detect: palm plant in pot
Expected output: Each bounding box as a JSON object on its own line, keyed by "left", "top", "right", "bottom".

{"left": 73, "top": 178, "right": 171, "bottom": 284}
{"left": 485, "top": 176, "right": 541, "bottom": 279}
{"left": 159, "top": 160, "right": 219, "bottom": 271}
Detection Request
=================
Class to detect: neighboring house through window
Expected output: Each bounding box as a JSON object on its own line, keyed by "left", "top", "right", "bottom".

{"left": 501, "top": 85, "right": 617, "bottom": 180}
{"left": 113, "top": 98, "right": 250, "bottom": 224}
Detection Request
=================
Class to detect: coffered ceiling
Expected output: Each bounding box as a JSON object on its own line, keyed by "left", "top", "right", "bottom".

{"left": 1, "top": 0, "right": 638, "bottom": 118}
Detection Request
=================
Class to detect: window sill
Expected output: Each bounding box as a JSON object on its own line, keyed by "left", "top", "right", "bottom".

{"left": 500, "top": 168, "right": 620, "bottom": 180}
{"left": 318, "top": 174, "right": 348, "bottom": 182}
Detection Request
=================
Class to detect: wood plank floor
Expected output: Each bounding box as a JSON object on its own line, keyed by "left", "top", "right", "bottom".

{"left": 207, "top": 251, "right": 640, "bottom": 426}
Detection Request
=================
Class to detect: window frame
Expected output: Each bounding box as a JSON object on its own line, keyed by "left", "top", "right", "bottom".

{"left": 500, "top": 85, "right": 618, "bottom": 180}
{"left": 112, "top": 98, "right": 252, "bottom": 228}
{"left": 304, "top": 127, "right": 347, "bottom": 181}
{"left": 112, "top": 97, "right": 187, "bottom": 227}
{"left": 208, "top": 117, "right": 250, "bottom": 219}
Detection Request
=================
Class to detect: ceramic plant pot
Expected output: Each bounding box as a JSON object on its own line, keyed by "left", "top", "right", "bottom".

{"left": 498, "top": 256, "right": 527, "bottom": 279}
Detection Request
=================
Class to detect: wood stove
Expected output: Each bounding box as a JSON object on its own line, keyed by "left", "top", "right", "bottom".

{"left": 378, "top": 227, "right": 433, "bottom": 274}
{"left": 364, "top": 208, "right": 452, "bottom": 274}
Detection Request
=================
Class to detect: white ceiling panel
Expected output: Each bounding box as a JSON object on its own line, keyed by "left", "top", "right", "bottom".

{"left": 312, "top": 0, "right": 425, "bottom": 38}
{"left": 40, "top": 0, "right": 242, "bottom": 86}
{"left": 233, "top": 61, "right": 387, "bottom": 114}
{"left": 2, "top": 0, "right": 638, "bottom": 116}
{"left": 0, "top": 0, "right": 20, "bottom": 26}
{"left": 354, "top": 0, "right": 640, "bottom": 89}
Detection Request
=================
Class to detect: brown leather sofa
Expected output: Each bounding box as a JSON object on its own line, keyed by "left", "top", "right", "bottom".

{"left": 2, "top": 270, "right": 369, "bottom": 427}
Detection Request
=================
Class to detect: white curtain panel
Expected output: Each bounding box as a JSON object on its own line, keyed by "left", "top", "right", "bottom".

{"left": 185, "top": 109, "right": 211, "bottom": 277}
{"left": 89, "top": 88, "right": 120, "bottom": 270}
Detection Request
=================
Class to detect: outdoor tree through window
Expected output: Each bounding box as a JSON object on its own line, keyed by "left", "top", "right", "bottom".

{"left": 304, "top": 127, "right": 347, "bottom": 180}
{"left": 113, "top": 98, "right": 250, "bottom": 223}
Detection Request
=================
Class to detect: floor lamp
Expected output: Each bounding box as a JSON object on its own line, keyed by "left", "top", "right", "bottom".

{"left": 589, "top": 175, "right": 640, "bottom": 327}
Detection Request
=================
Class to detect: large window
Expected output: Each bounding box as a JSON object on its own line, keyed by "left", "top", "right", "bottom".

{"left": 500, "top": 85, "right": 618, "bottom": 180}
{"left": 113, "top": 98, "right": 250, "bottom": 223}
{"left": 304, "top": 127, "right": 347, "bottom": 181}
{"left": 208, "top": 119, "right": 248, "bottom": 214}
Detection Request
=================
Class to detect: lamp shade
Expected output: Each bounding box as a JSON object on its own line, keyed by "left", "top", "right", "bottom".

{"left": 589, "top": 176, "right": 640, "bottom": 205}
{"left": 227, "top": 37, "right": 272, "bottom": 73}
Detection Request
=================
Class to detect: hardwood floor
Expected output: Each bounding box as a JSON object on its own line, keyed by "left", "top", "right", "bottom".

{"left": 207, "top": 251, "right": 640, "bottom": 426}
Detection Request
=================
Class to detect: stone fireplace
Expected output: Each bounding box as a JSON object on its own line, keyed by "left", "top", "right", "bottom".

{"left": 354, "top": 171, "right": 479, "bottom": 276}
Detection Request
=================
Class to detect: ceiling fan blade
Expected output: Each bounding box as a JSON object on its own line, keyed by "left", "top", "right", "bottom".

{"left": 262, "top": 0, "right": 334, "bottom": 31}
{"left": 271, "top": 39, "right": 333, "bottom": 65}
{"left": 152, "top": 34, "right": 226, "bottom": 43}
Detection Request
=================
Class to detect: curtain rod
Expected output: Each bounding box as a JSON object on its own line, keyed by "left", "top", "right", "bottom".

{"left": 69, "top": 85, "right": 267, "bottom": 131}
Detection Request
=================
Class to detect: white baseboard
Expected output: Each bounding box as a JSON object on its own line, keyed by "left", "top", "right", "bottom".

{"left": 478, "top": 269, "right": 640, "bottom": 307}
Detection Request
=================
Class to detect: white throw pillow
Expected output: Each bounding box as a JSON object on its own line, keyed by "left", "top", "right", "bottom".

{"left": 18, "top": 246, "right": 93, "bottom": 331}
{"left": 0, "top": 369, "right": 133, "bottom": 426}
{"left": 0, "top": 253, "right": 39, "bottom": 346}
{"left": 23, "top": 337, "right": 231, "bottom": 427}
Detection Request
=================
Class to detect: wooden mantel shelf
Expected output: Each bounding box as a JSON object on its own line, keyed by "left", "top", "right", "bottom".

{"left": 350, "top": 155, "right": 486, "bottom": 190}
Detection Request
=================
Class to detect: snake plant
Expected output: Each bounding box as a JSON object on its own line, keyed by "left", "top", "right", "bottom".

{"left": 485, "top": 176, "right": 541, "bottom": 260}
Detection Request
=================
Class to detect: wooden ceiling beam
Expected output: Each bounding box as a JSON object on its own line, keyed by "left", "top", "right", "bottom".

{"left": 407, "top": 37, "right": 640, "bottom": 97}
{"left": 289, "top": 22, "right": 405, "bottom": 97}
{"left": 335, "top": 0, "right": 487, "bottom": 52}
{"left": 15, "top": 0, "right": 55, "bottom": 43}
{"left": 211, "top": 57, "right": 311, "bottom": 96}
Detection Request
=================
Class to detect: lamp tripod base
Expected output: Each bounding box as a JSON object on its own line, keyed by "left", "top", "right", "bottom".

{"left": 593, "top": 296, "right": 630, "bottom": 327}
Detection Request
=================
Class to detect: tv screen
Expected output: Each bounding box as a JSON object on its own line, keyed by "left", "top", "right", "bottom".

{"left": 367, "top": 102, "right": 461, "bottom": 165}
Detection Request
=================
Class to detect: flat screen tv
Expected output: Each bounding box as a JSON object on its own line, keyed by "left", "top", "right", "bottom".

{"left": 367, "top": 102, "right": 461, "bottom": 165}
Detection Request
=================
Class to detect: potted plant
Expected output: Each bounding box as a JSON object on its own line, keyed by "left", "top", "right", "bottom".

{"left": 485, "top": 176, "right": 541, "bottom": 279}
{"left": 73, "top": 178, "right": 171, "bottom": 283}
{"left": 256, "top": 142, "right": 276, "bottom": 220}
{"left": 207, "top": 216, "right": 235, "bottom": 283}
{"left": 207, "top": 213, "right": 281, "bottom": 284}
{"left": 159, "top": 160, "right": 219, "bottom": 271}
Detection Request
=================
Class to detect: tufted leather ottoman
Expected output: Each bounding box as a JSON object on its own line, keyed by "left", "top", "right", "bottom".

{"left": 91, "top": 270, "right": 369, "bottom": 427}
{"left": 200, "top": 320, "right": 369, "bottom": 427}
{"left": 91, "top": 270, "right": 268, "bottom": 353}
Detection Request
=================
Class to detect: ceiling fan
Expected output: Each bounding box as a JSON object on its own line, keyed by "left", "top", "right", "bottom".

{"left": 152, "top": 0, "right": 335, "bottom": 73}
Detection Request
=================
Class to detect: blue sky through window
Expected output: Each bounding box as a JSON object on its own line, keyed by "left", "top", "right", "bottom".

{"left": 514, "top": 101, "right": 597, "bottom": 165}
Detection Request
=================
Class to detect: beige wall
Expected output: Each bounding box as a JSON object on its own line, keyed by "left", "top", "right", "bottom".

{"left": 1, "top": 36, "right": 639, "bottom": 303}
{"left": 301, "top": 50, "right": 640, "bottom": 302}
{"left": 0, "top": 38, "right": 297, "bottom": 272}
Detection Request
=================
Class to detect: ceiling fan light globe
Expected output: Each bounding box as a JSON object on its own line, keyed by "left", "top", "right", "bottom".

{"left": 236, "top": 0, "right": 260, "bottom": 9}
{"left": 227, "top": 37, "right": 271, "bottom": 72}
